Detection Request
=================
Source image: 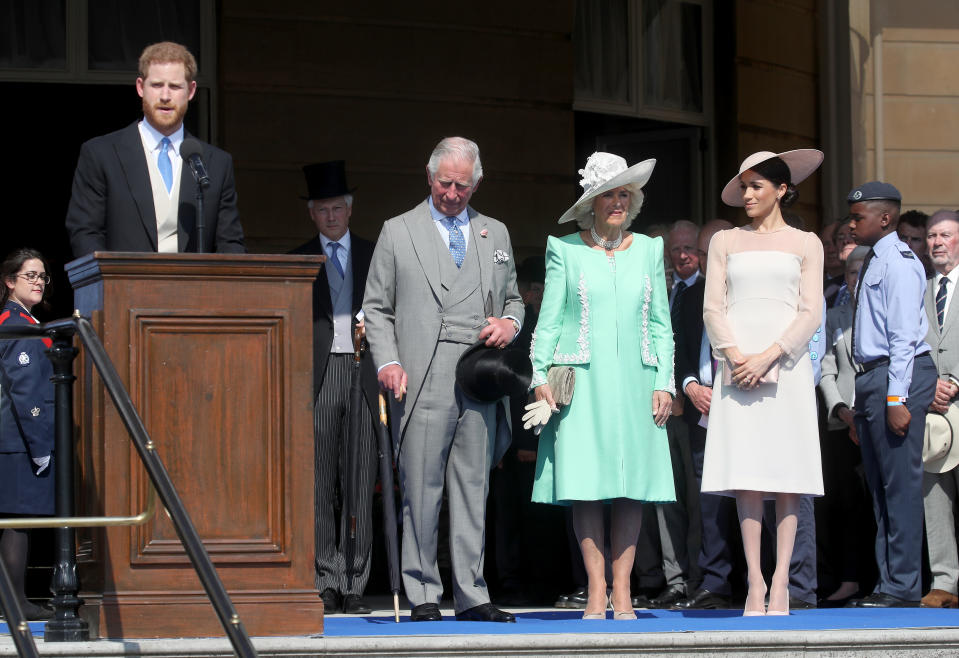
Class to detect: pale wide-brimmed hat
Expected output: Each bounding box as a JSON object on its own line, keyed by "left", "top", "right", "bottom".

{"left": 924, "top": 404, "right": 959, "bottom": 474}
{"left": 558, "top": 152, "right": 656, "bottom": 224}
{"left": 720, "top": 149, "right": 824, "bottom": 207}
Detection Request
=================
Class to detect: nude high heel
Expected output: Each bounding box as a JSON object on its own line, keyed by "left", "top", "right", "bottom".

{"left": 582, "top": 595, "right": 609, "bottom": 620}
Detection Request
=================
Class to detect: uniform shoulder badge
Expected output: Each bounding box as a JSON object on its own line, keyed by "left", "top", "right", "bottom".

{"left": 30, "top": 407, "right": 40, "bottom": 417}
{"left": 17, "top": 352, "right": 29, "bottom": 366}
{"left": 900, "top": 250, "right": 914, "bottom": 259}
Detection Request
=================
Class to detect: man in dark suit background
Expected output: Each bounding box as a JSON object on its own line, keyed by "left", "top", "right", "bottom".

{"left": 290, "top": 161, "right": 378, "bottom": 615}
{"left": 65, "top": 41, "right": 245, "bottom": 257}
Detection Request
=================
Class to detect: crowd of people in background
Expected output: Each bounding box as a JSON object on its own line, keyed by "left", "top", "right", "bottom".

{"left": 4, "top": 40, "right": 958, "bottom": 623}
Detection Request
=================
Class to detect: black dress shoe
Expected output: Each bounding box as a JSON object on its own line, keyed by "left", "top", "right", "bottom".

{"left": 650, "top": 586, "right": 687, "bottom": 608}
{"left": 671, "top": 588, "right": 731, "bottom": 610}
{"left": 410, "top": 603, "right": 443, "bottom": 621}
{"left": 342, "top": 594, "right": 372, "bottom": 614}
{"left": 555, "top": 586, "right": 588, "bottom": 609}
{"left": 847, "top": 592, "right": 919, "bottom": 608}
{"left": 320, "top": 588, "right": 342, "bottom": 614}
{"left": 788, "top": 596, "right": 816, "bottom": 610}
{"left": 455, "top": 602, "right": 516, "bottom": 623}
{"left": 631, "top": 593, "right": 652, "bottom": 609}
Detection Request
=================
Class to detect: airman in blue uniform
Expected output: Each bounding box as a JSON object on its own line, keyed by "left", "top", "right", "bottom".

{"left": 847, "top": 181, "right": 936, "bottom": 607}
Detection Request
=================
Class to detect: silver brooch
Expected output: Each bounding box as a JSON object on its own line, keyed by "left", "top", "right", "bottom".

{"left": 18, "top": 352, "right": 29, "bottom": 366}
{"left": 30, "top": 407, "right": 40, "bottom": 417}
{"left": 493, "top": 249, "right": 509, "bottom": 264}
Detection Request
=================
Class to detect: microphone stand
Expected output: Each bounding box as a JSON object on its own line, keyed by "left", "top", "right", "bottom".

{"left": 194, "top": 183, "right": 207, "bottom": 253}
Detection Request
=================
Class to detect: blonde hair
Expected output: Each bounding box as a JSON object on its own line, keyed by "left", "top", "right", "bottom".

{"left": 138, "top": 42, "right": 197, "bottom": 82}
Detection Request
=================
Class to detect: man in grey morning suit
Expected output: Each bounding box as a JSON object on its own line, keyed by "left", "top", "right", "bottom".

{"left": 363, "top": 137, "right": 524, "bottom": 623}
{"left": 921, "top": 210, "right": 959, "bottom": 609}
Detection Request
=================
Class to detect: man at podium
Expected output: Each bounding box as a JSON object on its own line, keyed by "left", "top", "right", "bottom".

{"left": 64, "top": 41, "right": 246, "bottom": 257}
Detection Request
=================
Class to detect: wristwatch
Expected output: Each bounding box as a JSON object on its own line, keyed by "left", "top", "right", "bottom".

{"left": 510, "top": 318, "right": 521, "bottom": 335}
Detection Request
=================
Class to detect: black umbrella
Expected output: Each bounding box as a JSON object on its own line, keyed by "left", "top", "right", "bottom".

{"left": 344, "top": 326, "right": 402, "bottom": 621}
{"left": 376, "top": 391, "right": 402, "bottom": 622}
{"left": 343, "top": 327, "right": 364, "bottom": 597}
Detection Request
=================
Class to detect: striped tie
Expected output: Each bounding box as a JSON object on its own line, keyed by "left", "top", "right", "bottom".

{"left": 937, "top": 277, "right": 949, "bottom": 330}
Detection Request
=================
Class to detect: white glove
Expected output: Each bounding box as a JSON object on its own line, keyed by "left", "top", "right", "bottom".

{"left": 32, "top": 455, "right": 50, "bottom": 475}
{"left": 522, "top": 399, "right": 557, "bottom": 436}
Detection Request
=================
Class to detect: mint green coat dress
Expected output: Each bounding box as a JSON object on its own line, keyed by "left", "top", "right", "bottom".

{"left": 530, "top": 233, "right": 676, "bottom": 504}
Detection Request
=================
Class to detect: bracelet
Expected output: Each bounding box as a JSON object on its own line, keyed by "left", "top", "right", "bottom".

{"left": 887, "top": 401, "right": 904, "bottom": 407}
{"left": 887, "top": 395, "right": 907, "bottom": 404}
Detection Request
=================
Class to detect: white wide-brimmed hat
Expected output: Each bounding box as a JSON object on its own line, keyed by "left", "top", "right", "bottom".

{"left": 558, "top": 152, "right": 656, "bottom": 224}
{"left": 924, "top": 404, "right": 959, "bottom": 474}
{"left": 720, "top": 149, "right": 824, "bottom": 207}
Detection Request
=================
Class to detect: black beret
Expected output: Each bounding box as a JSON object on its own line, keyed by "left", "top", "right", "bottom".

{"left": 847, "top": 181, "right": 902, "bottom": 204}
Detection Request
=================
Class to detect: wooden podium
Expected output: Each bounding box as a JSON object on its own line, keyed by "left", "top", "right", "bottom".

{"left": 66, "top": 253, "right": 325, "bottom": 639}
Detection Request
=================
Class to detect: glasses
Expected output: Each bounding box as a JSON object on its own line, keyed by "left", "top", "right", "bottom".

{"left": 18, "top": 272, "right": 50, "bottom": 285}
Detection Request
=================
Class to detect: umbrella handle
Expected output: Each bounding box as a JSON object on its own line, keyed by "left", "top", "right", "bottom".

{"left": 379, "top": 392, "right": 388, "bottom": 425}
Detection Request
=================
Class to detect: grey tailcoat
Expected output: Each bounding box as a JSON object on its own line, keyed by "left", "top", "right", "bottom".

{"left": 362, "top": 200, "right": 524, "bottom": 463}
{"left": 925, "top": 277, "right": 959, "bottom": 380}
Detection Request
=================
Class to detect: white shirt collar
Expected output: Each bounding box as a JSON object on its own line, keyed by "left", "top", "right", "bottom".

{"left": 674, "top": 270, "right": 701, "bottom": 288}
{"left": 319, "top": 230, "right": 352, "bottom": 254}
{"left": 138, "top": 119, "right": 185, "bottom": 155}
{"left": 935, "top": 267, "right": 959, "bottom": 289}
{"left": 427, "top": 197, "right": 469, "bottom": 225}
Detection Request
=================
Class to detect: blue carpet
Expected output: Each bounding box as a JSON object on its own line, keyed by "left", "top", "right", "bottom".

{"left": 321, "top": 608, "right": 959, "bottom": 637}
{"left": 0, "top": 621, "right": 45, "bottom": 637}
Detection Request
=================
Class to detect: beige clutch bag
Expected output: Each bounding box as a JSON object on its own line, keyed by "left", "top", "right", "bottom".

{"left": 722, "top": 358, "right": 780, "bottom": 387}
{"left": 546, "top": 366, "right": 575, "bottom": 406}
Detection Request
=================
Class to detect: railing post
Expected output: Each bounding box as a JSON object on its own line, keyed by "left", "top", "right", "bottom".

{"left": 43, "top": 329, "right": 89, "bottom": 642}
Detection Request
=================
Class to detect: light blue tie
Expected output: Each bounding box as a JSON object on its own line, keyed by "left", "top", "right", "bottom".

{"left": 158, "top": 137, "right": 173, "bottom": 193}
{"left": 445, "top": 217, "right": 466, "bottom": 268}
{"left": 327, "top": 241, "right": 345, "bottom": 278}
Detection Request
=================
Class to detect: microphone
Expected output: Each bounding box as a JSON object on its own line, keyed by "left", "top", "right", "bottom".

{"left": 180, "top": 137, "right": 210, "bottom": 190}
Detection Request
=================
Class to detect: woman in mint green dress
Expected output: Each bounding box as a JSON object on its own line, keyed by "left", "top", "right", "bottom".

{"left": 527, "top": 153, "right": 675, "bottom": 620}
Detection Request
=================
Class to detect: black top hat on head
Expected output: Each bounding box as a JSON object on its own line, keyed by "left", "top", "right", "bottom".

{"left": 455, "top": 340, "right": 533, "bottom": 403}
{"left": 301, "top": 160, "right": 355, "bottom": 200}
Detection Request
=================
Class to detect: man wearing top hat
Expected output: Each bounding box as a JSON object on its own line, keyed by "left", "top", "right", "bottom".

{"left": 920, "top": 209, "right": 959, "bottom": 608}
{"left": 363, "top": 136, "right": 524, "bottom": 623}
{"left": 846, "top": 181, "right": 937, "bottom": 607}
{"left": 290, "top": 161, "right": 378, "bottom": 615}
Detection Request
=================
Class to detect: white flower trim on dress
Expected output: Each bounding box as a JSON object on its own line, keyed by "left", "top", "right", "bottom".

{"left": 641, "top": 274, "right": 659, "bottom": 367}
{"left": 552, "top": 273, "right": 590, "bottom": 364}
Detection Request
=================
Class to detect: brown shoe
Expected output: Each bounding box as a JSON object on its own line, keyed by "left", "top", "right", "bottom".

{"left": 920, "top": 589, "right": 959, "bottom": 608}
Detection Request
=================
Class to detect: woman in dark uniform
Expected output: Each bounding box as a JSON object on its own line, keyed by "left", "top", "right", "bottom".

{"left": 0, "top": 248, "right": 55, "bottom": 619}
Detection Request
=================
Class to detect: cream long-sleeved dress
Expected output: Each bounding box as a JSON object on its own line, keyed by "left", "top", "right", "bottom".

{"left": 701, "top": 225, "right": 825, "bottom": 497}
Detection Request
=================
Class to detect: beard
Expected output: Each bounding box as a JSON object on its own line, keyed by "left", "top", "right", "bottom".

{"left": 142, "top": 97, "right": 188, "bottom": 134}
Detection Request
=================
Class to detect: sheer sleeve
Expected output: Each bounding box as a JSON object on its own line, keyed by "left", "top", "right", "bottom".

{"left": 702, "top": 229, "right": 737, "bottom": 352}
{"left": 775, "top": 232, "right": 824, "bottom": 364}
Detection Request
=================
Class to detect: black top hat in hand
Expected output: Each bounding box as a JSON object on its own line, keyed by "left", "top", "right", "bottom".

{"left": 301, "top": 160, "right": 356, "bottom": 200}
{"left": 455, "top": 341, "right": 533, "bottom": 403}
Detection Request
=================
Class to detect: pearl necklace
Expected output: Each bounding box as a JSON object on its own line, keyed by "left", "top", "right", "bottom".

{"left": 590, "top": 227, "right": 623, "bottom": 251}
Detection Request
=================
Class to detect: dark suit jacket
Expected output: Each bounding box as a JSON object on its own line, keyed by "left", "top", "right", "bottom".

{"left": 675, "top": 278, "right": 707, "bottom": 426}
{"left": 65, "top": 122, "right": 246, "bottom": 257}
{"left": 290, "top": 233, "right": 378, "bottom": 415}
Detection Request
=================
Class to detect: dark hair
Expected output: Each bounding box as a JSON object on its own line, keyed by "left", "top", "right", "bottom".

{"left": 899, "top": 209, "right": 928, "bottom": 229}
{"left": 1, "top": 248, "right": 50, "bottom": 310}
{"left": 750, "top": 156, "right": 799, "bottom": 208}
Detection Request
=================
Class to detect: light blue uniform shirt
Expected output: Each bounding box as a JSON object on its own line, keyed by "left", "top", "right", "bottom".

{"left": 853, "top": 231, "right": 930, "bottom": 397}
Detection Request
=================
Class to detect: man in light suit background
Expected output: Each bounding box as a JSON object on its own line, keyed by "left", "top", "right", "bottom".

{"left": 921, "top": 209, "right": 959, "bottom": 609}
{"left": 363, "top": 137, "right": 524, "bottom": 623}
{"left": 65, "top": 41, "right": 245, "bottom": 257}
{"left": 289, "top": 161, "right": 378, "bottom": 615}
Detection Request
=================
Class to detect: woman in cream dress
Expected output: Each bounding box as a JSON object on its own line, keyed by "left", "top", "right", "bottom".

{"left": 702, "top": 150, "right": 824, "bottom": 616}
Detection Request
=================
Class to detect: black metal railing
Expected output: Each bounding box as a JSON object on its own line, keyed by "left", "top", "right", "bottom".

{"left": 0, "top": 316, "right": 256, "bottom": 657}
